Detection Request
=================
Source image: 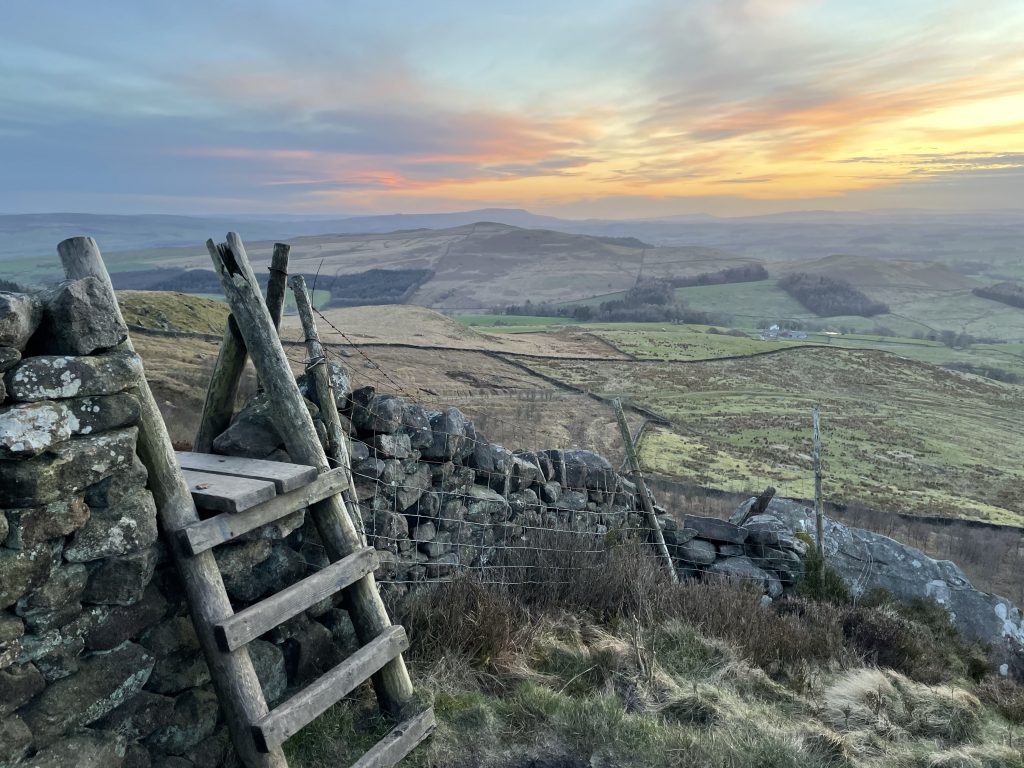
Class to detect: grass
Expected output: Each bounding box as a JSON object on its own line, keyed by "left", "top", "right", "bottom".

{"left": 525, "top": 346, "right": 1024, "bottom": 524}
{"left": 285, "top": 543, "right": 1024, "bottom": 768}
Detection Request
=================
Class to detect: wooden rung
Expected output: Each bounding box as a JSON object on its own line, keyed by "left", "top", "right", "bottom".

{"left": 176, "top": 468, "right": 350, "bottom": 556}
{"left": 176, "top": 451, "right": 318, "bottom": 493}
{"left": 215, "top": 547, "right": 379, "bottom": 652}
{"left": 182, "top": 469, "right": 277, "bottom": 514}
{"left": 349, "top": 708, "right": 436, "bottom": 768}
{"left": 252, "top": 625, "right": 410, "bottom": 753}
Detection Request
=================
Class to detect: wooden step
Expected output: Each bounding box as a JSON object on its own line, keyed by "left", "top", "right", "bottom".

{"left": 182, "top": 469, "right": 277, "bottom": 514}
{"left": 176, "top": 468, "right": 350, "bottom": 556}
{"left": 176, "top": 451, "right": 318, "bottom": 493}
{"left": 349, "top": 708, "right": 436, "bottom": 768}
{"left": 215, "top": 547, "right": 379, "bottom": 652}
{"left": 252, "top": 625, "right": 410, "bottom": 753}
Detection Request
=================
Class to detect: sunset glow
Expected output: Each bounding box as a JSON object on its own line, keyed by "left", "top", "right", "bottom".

{"left": 3, "top": 0, "right": 1023, "bottom": 215}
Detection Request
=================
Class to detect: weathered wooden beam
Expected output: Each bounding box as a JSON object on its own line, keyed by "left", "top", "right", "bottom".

{"left": 193, "top": 244, "right": 289, "bottom": 452}
{"left": 207, "top": 232, "right": 415, "bottom": 716}
{"left": 182, "top": 469, "right": 278, "bottom": 514}
{"left": 252, "top": 626, "right": 410, "bottom": 753}
{"left": 215, "top": 547, "right": 378, "bottom": 652}
{"left": 612, "top": 398, "right": 678, "bottom": 582}
{"left": 176, "top": 468, "right": 350, "bottom": 556}
{"left": 57, "top": 236, "right": 287, "bottom": 768}
{"left": 176, "top": 451, "right": 317, "bottom": 494}
{"left": 350, "top": 707, "right": 436, "bottom": 768}
{"left": 289, "top": 274, "right": 365, "bottom": 542}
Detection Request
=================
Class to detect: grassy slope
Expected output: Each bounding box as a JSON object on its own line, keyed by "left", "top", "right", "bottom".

{"left": 526, "top": 346, "right": 1024, "bottom": 525}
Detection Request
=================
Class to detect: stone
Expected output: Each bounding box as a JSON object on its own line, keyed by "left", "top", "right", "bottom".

{"left": 0, "top": 615, "right": 23, "bottom": 670}
{"left": 237, "top": 509, "right": 305, "bottom": 543}
{"left": 675, "top": 538, "right": 717, "bottom": 567}
{"left": 5, "top": 352, "right": 143, "bottom": 402}
{"left": 211, "top": 398, "right": 280, "bottom": 458}
{"left": 0, "top": 713, "right": 32, "bottom": 764}
{"left": 97, "top": 690, "right": 175, "bottom": 743}
{"left": 185, "top": 727, "right": 232, "bottom": 768}
{"left": 282, "top": 619, "right": 344, "bottom": 685}
{"left": 663, "top": 528, "right": 698, "bottom": 546}
{"left": 66, "top": 392, "right": 142, "bottom": 436}
{"left": 0, "top": 663, "right": 45, "bottom": 717}
{"left": 426, "top": 553, "right": 460, "bottom": 579}
{"left": 84, "top": 456, "right": 148, "bottom": 508}
{"left": 351, "top": 388, "right": 404, "bottom": 434}
{"left": 0, "top": 543, "right": 59, "bottom": 610}
{"left": 4, "top": 498, "right": 90, "bottom": 550}
{"left": 122, "top": 743, "right": 152, "bottom": 768}
{"left": 22, "top": 728, "right": 128, "bottom": 768}
{"left": 297, "top": 360, "right": 352, "bottom": 409}
{"left": 0, "top": 428, "right": 138, "bottom": 507}
{"left": 400, "top": 403, "right": 433, "bottom": 449}
{"left": 140, "top": 617, "right": 199, "bottom": 657}
{"left": 396, "top": 463, "right": 431, "bottom": 511}
{"left": 65, "top": 489, "right": 158, "bottom": 562}
{"left": 37, "top": 277, "right": 129, "bottom": 355}
{"left": 420, "top": 532, "right": 452, "bottom": 558}
{"left": 372, "top": 432, "right": 411, "bottom": 459}
{"left": 147, "top": 652, "right": 210, "bottom": 695}
{"left": 411, "top": 520, "right": 437, "bottom": 543}
{"left": 717, "top": 543, "right": 745, "bottom": 557}
{"left": 250, "top": 638, "right": 287, "bottom": 706}
{"left": 21, "top": 641, "right": 155, "bottom": 742}
{"left": 16, "top": 614, "right": 87, "bottom": 681}
{"left": 223, "top": 542, "right": 304, "bottom": 603}
{"left": 557, "top": 490, "right": 589, "bottom": 512}
{"left": 0, "top": 291, "right": 41, "bottom": 351}
{"left": 0, "top": 400, "right": 73, "bottom": 457}
{"left": 16, "top": 563, "right": 88, "bottom": 632}
{"left": 709, "top": 556, "right": 770, "bottom": 591}
{"left": 368, "top": 511, "right": 408, "bottom": 553}
{"left": 144, "top": 686, "right": 219, "bottom": 755}
{"left": 83, "top": 547, "right": 157, "bottom": 605}
{"left": 465, "top": 486, "right": 510, "bottom": 521}
{"left": 553, "top": 449, "right": 617, "bottom": 492}
{"left": 509, "top": 454, "right": 542, "bottom": 492}
{"left": 421, "top": 408, "right": 469, "bottom": 460}
{"left": 0, "top": 346, "right": 21, "bottom": 373}
{"left": 85, "top": 584, "right": 168, "bottom": 651}
{"left": 683, "top": 515, "right": 748, "bottom": 545}
{"left": 538, "top": 482, "right": 560, "bottom": 504}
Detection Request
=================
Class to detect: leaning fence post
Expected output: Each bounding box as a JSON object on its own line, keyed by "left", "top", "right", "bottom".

{"left": 812, "top": 405, "right": 825, "bottom": 558}
{"left": 289, "top": 274, "right": 366, "bottom": 542}
{"left": 612, "top": 398, "right": 678, "bottom": 581}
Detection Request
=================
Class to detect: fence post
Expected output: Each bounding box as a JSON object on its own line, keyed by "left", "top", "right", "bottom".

{"left": 612, "top": 399, "right": 678, "bottom": 581}
{"left": 812, "top": 405, "right": 825, "bottom": 558}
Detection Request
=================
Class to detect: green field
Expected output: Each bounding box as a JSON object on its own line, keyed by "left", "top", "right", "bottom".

{"left": 525, "top": 346, "right": 1024, "bottom": 525}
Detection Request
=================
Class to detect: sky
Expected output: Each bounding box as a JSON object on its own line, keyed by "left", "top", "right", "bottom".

{"left": 2, "top": 0, "right": 1024, "bottom": 217}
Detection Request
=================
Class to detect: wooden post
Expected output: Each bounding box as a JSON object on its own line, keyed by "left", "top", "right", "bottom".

{"left": 289, "top": 275, "right": 365, "bottom": 542}
{"left": 57, "top": 237, "right": 287, "bottom": 768}
{"left": 812, "top": 405, "right": 825, "bottom": 558}
{"left": 612, "top": 398, "right": 678, "bottom": 581}
{"left": 207, "top": 232, "right": 415, "bottom": 716}
{"left": 194, "top": 245, "right": 290, "bottom": 452}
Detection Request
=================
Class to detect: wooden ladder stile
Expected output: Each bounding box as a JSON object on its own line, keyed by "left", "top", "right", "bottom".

{"left": 173, "top": 231, "right": 433, "bottom": 767}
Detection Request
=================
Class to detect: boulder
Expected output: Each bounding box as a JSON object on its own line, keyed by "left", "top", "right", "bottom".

{"left": 144, "top": 686, "right": 219, "bottom": 755}
{"left": 221, "top": 542, "right": 305, "bottom": 603}
{"left": 0, "top": 346, "right": 22, "bottom": 373}
{"left": 538, "top": 482, "right": 561, "bottom": 504}
{"left": 85, "top": 584, "right": 168, "bottom": 652}
{"left": 0, "top": 400, "right": 74, "bottom": 457}
{"left": 0, "top": 614, "right": 24, "bottom": 671}
{"left": 708, "top": 556, "right": 770, "bottom": 591}
{"left": 297, "top": 360, "right": 352, "bottom": 409}
{"left": 249, "top": 638, "right": 287, "bottom": 706}
{"left": 422, "top": 408, "right": 470, "bottom": 460}
{"left": 37, "top": 277, "right": 128, "bottom": 355}
{"left": 554, "top": 449, "right": 617, "bottom": 492}
{"left": 663, "top": 528, "right": 698, "bottom": 546}
{"left": 95, "top": 690, "right": 176, "bottom": 741}
{"left": 372, "top": 432, "right": 411, "bottom": 459}
{"left": 465, "top": 486, "right": 511, "bottom": 522}
{"left": 16, "top": 563, "right": 88, "bottom": 632}
{"left": 396, "top": 463, "right": 431, "bottom": 511}
{"left": 211, "top": 398, "right": 280, "bottom": 458}
{"left": 0, "top": 292, "right": 41, "bottom": 351}
{"left": 5, "top": 352, "right": 143, "bottom": 401}
{"left": 0, "top": 663, "right": 45, "bottom": 718}
{"left": 83, "top": 547, "right": 157, "bottom": 606}
{"left": 675, "top": 538, "right": 716, "bottom": 567}
{"left": 65, "top": 489, "right": 158, "bottom": 562}
{"left": 0, "top": 713, "right": 32, "bottom": 764}
{"left": 400, "top": 403, "right": 433, "bottom": 449}
{"left": 426, "top": 553, "right": 460, "bottom": 579}
{"left": 683, "top": 515, "right": 747, "bottom": 545}
{"left": 557, "top": 490, "right": 589, "bottom": 512}
{"left": 21, "top": 728, "right": 128, "bottom": 768}
{"left": 351, "top": 388, "right": 404, "bottom": 434}
{"left": 84, "top": 456, "right": 148, "bottom": 508}
{"left": 0, "top": 428, "right": 138, "bottom": 507}
{"left": 5, "top": 497, "right": 91, "bottom": 550}
{"left": 21, "top": 640, "right": 155, "bottom": 742}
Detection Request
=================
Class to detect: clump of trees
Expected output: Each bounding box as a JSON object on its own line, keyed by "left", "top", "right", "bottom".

{"left": 0, "top": 278, "right": 22, "bottom": 292}
{"left": 670, "top": 264, "right": 769, "bottom": 288}
{"left": 973, "top": 282, "right": 1024, "bottom": 309}
{"left": 778, "top": 273, "right": 890, "bottom": 317}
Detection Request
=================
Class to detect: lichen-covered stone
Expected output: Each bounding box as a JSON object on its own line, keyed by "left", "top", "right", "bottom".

{"left": 83, "top": 547, "right": 157, "bottom": 606}
{"left": 66, "top": 392, "right": 142, "bottom": 436}
{"left": 0, "top": 663, "right": 45, "bottom": 717}
{"left": 0, "top": 400, "right": 74, "bottom": 457}
{"left": 65, "top": 489, "right": 158, "bottom": 562}
{"left": 684, "top": 515, "right": 748, "bottom": 545}
{"left": 21, "top": 728, "right": 128, "bottom": 768}
{"left": 0, "top": 428, "right": 138, "bottom": 507}
{"left": 0, "top": 346, "right": 21, "bottom": 373}
{"left": 16, "top": 563, "right": 88, "bottom": 632}
{"left": 36, "top": 276, "right": 128, "bottom": 355}
{"left": 351, "top": 388, "right": 404, "bottom": 434}
{"left": 84, "top": 584, "right": 168, "bottom": 652}
{"left": 5, "top": 351, "right": 143, "bottom": 402}
{"left": 0, "top": 291, "right": 42, "bottom": 351}
{"left": 4, "top": 498, "right": 90, "bottom": 550}
{"left": 422, "top": 408, "right": 469, "bottom": 460}
{"left": 250, "top": 638, "right": 287, "bottom": 706}
{"left": 20, "top": 640, "right": 155, "bottom": 742}
{"left": 95, "top": 690, "right": 175, "bottom": 742}
{"left": 0, "top": 542, "right": 60, "bottom": 610}
{"left": 84, "top": 456, "right": 148, "bottom": 508}
{"left": 0, "top": 713, "right": 32, "bottom": 764}
{"left": 144, "top": 686, "right": 219, "bottom": 755}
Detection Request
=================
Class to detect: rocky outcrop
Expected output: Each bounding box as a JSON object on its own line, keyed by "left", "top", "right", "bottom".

{"left": 730, "top": 497, "right": 1024, "bottom": 677}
